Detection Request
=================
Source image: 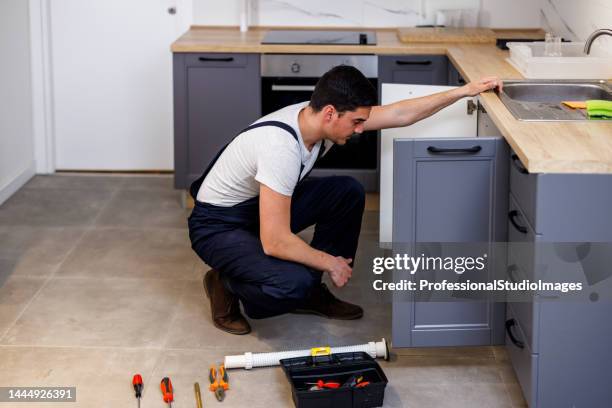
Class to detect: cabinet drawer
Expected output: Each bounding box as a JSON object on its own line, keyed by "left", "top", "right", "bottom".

{"left": 506, "top": 304, "right": 538, "bottom": 407}
{"left": 185, "top": 53, "right": 249, "bottom": 67}
{"left": 508, "top": 193, "right": 537, "bottom": 276}
{"left": 413, "top": 138, "right": 497, "bottom": 158}
{"left": 378, "top": 55, "right": 448, "bottom": 85}
{"left": 509, "top": 152, "right": 538, "bottom": 230}
{"left": 506, "top": 260, "right": 540, "bottom": 353}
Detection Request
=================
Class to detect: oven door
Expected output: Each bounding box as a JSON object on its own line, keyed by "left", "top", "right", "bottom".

{"left": 261, "top": 77, "right": 378, "bottom": 170}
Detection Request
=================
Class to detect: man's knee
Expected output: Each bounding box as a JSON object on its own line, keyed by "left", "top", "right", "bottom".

{"left": 268, "top": 266, "right": 320, "bottom": 300}
{"left": 334, "top": 176, "right": 365, "bottom": 209}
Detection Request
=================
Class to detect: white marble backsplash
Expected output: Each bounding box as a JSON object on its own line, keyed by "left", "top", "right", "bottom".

{"left": 202, "top": 0, "right": 424, "bottom": 28}
{"left": 540, "top": 0, "right": 612, "bottom": 51}
{"left": 193, "top": 0, "right": 543, "bottom": 28}
{"left": 192, "top": 0, "right": 611, "bottom": 44}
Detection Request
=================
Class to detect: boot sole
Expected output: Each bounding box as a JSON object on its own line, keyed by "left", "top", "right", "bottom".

{"left": 203, "top": 271, "right": 252, "bottom": 335}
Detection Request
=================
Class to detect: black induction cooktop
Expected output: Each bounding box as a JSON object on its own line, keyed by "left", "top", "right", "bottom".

{"left": 261, "top": 30, "right": 377, "bottom": 45}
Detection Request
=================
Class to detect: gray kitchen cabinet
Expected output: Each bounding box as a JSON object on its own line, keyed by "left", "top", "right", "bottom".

{"left": 173, "top": 53, "right": 261, "bottom": 189}
{"left": 380, "top": 84, "right": 479, "bottom": 244}
{"left": 391, "top": 137, "right": 509, "bottom": 347}
{"left": 447, "top": 61, "right": 466, "bottom": 87}
{"left": 378, "top": 55, "right": 449, "bottom": 86}
{"left": 506, "top": 153, "right": 612, "bottom": 407}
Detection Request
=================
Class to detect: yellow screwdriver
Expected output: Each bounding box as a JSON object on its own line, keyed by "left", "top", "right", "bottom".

{"left": 194, "top": 382, "right": 203, "bottom": 408}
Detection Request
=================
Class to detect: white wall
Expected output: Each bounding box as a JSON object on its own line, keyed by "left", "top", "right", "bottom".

{"left": 193, "top": 0, "right": 542, "bottom": 28}
{"left": 0, "top": 0, "right": 36, "bottom": 205}
{"left": 540, "top": 0, "right": 612, "bottom": 51}
{"left": 480, "top": 0, "right": 541, "bottom": 28}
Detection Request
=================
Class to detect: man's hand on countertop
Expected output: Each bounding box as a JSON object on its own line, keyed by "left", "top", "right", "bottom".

{"left": 462, "top": 76, "right": 503, "bottom": 96}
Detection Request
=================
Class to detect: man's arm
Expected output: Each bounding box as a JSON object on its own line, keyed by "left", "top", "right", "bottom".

{"left": 258, "top": 184, "right": 353, "bottom": 287}
{"left": 364, "top": 76, "right": 502, "bottom": 131}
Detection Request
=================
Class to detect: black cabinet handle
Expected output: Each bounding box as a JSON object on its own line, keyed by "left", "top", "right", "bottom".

{"left": 198, "top": 56, "right": 234, "bottom": 62}
{"left": 511, "top": 154, "right": 529, "bottom": 174}
{"left": 508, "top": 210, "right": 528, "bottom": 234}
{"left": 427, "top": 146, "right": 482, "bottom": 155}
{"left": 396, "top": 60, "right": 432, "bottom": 66}
{"left": 505, "top": 318, "right": 525, "bottom": 349}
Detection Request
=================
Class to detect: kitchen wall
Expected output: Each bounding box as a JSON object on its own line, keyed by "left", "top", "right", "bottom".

{"left": 0, "top": 0, "right": 35, "bottom": 205}
{"left": 193, "top": 0, "right": 541, "bottom": 28}
{"left": 540, "top": 0, "right": 612, "bottom": 51}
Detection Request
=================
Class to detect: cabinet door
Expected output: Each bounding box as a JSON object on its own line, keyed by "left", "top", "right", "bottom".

{"left": 448, "top": 62, "right": 467, "bottom": 87}
{"left": 378, "top": 55, "right": 448, "bottom": 86}
{"left": 380, "top": 83, "right": 477, "bottom": 244}
{"left": 173, "top": 53, "right": 261, "bottom": 188}
{"left": 392, "top": 137, "right": 509, "bottom": 347}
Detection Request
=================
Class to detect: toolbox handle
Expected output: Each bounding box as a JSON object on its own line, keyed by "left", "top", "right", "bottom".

{"left": 310, "top": 346, "right": 331, "bottom": 357}
{"left": 310, "top": 346, "right": 332, "bottom": 365}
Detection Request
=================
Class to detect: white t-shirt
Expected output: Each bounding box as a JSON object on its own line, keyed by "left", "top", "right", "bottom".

{"left": 197, "top": 101, "right": 332, "bottom": 206}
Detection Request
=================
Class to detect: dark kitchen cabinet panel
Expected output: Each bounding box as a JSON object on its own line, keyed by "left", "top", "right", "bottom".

{"left": 173, "top": 53, "right": 261, "bottom": 189}
{"left": 378, "top": 55, "right": 449, "bottom": 86}
{"left": 392, "top": 137, "right": 509, "bottom": 347}
{"left": 447, "top": 61, "right": 466, "bottom": 86}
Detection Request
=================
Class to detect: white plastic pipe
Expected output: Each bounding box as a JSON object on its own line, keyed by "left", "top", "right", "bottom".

{"left": 224, "top": 338, "right": 389, "bottom": 370}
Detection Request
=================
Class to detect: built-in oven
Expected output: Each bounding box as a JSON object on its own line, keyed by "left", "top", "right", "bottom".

{"left": 261, "top": 54, "right": 379, "bottom": 191}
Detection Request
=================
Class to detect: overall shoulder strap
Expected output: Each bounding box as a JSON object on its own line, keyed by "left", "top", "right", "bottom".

{"left": 241, "top": 120, "right": 298, "bottom": 142}
{"left": 189, "top": 121, "right": 299, "bottom": 200}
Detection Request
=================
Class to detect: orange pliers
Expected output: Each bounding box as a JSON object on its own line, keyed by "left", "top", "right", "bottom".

{"left": 209, "top": 364, "right": 229, "bottom": 401}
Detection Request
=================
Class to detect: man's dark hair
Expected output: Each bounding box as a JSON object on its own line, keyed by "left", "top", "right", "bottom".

{"left": 309, "top": 65, "right": 377, "bottom": 113}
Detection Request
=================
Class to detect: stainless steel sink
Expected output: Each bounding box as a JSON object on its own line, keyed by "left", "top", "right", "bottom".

{"left": 499, "top": 80, "right": 612, "bottom": 121}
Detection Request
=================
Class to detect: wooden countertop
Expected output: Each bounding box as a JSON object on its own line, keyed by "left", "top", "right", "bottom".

{"left": 172, "top": 27, "right": 612, "bottom": 174}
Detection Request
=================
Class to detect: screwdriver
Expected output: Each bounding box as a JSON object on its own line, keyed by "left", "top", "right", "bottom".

{"left": 342, "top": 374, "right": 363, "bottom": 388}
{"left": 194, "top": 382, "right": 203, "bottom": 408}
{"left": 305, "top": 380, "right": 341, "bottom": 389}
{"left": 160, "top": 377, "right": 174, "bottom": 408}
{"left": 132, "top": 374, "right": 143, "bottom": 408}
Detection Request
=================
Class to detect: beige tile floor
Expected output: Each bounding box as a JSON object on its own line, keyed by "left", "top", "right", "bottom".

{"left": 0, "top": 174, "right": 526, "bottom": 407}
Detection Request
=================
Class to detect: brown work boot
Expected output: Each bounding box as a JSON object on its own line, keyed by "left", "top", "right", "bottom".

{"left": 293, "top": 283, "right": 363, "bottom": 320}
{"left": 203, "top": 269, "right": 251, "bottom": 335}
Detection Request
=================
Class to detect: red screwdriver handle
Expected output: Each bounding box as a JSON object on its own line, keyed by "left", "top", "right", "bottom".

{"left": 132, "top": 374, "right": 143, "bottom": 398}
{"left": 160, "top": 377, "right": 174, "bottom": 403}
{"left": 317, "top": 380, "right": 340, "bottom": 389}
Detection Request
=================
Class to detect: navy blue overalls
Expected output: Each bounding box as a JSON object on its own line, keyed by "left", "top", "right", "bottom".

{"left": 188, "top": 120, "right": 365, "bottom": 319}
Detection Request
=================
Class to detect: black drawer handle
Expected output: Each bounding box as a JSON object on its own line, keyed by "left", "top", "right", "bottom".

{"left": 507, "top": 264, "right": 520, "bottom": 283}
{"left": 511, "top": 154, "right": 529, "bottom": 174}
{"left": 505, "top": 318, "right": 525, "bottom": 349}
{"left": 427, "top": 146, "right": 482, "bottom": 155}
{"left": 198, "top": 57, "right": 234, "bottom": 62}
{"left": 509, "top": 210, "right": 528, "bottom": 234}
{"left": 396, "top": 60, "right": 432, "bottom": 66}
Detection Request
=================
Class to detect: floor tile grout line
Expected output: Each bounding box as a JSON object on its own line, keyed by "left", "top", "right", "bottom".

{"left": 0, "top": 343, "right": 278, "bottom": 353}
{"left": 0, "top": 225, "right": 93, "bottom": 342}
{"left": 158, "top": 280, "right": 193, "bottom": 350}
{"left": 0, "top": 186, "right": 124, "bottom": 342}
{"left": 87, "top": 186, "right": 122, "bottom": 227}
{"left": 139, "top": 348, "right": 166, "bottom": 401}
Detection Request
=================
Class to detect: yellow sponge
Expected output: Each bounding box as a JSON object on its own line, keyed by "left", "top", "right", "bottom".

{"left": 562, "top": 101, "right": 587, "bottom": 109}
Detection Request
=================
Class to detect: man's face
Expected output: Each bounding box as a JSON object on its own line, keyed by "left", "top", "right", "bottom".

{"left": 324, "top": 106, "right": 371, "bottom": 145}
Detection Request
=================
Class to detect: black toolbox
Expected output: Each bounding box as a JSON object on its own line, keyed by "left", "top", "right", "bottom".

{"left": 280, "top": 352, "right": 388, "bottom": 408}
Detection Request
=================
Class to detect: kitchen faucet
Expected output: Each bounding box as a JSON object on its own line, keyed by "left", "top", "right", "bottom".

{"left": 584, "top": 28, "right": 612, "bottom": 54}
